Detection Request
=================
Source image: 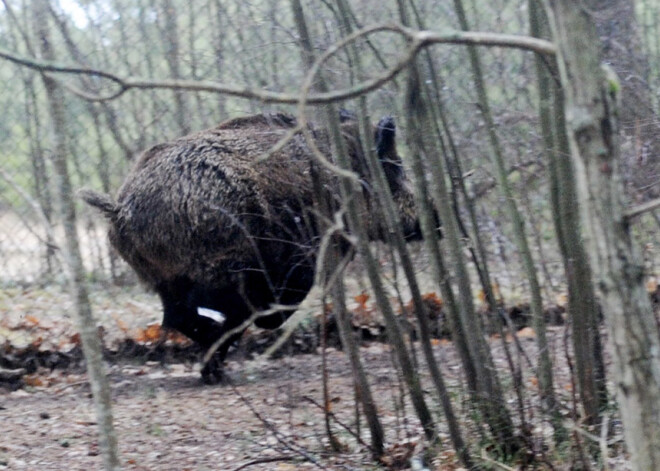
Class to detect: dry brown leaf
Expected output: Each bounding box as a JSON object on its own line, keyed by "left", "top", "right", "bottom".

{"left": 23, "top": 374, "right": 44, "bottom": 387}
{"left": 69, "top": 332, "right": 81, "bottom": 346}
{"left": 477, "top": 284, "right": 501, "bottom": 304}
{"left": 517, "top": 327, "right": 536, "bottom": 338}
{"left": 422, "top": 292, "right": 443, "bottom": 307}
{"left": 166, "top": 330, "right": 190, "bottom": 344}
{"left": 354, "top": 292, "right": 370, "bottom": 307}
{"left": 24, "top": 315, "right": 41, "bottom": 326}
{"left": 135, "top": 323, "right": 163, "bottom": 343}
{"left": 380, "top": 441, "right": 416, "bottom": 470}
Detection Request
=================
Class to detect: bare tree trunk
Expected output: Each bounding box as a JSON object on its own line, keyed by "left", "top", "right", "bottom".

{"left": 530, "top": 0, "right": 606, "bottom": 427}
{"left": 336, "top": 0, "right": 473, "bottom": 464}
{"left": 34, "top": 1, "right": 120, "bottom": 469}
{"left": 403, "top": 0, "right": 480, "bottom": 394}
{"left": 452, "top": 0, "right": 559, "bottom": 424}
{"left": 157, "top": 0, "right": 189, "bottom": 135}
{"left": 2, "top": 0, "right": 57, "bottom": 278}
{"left": 289, "top": 0, "right": 385, "bottom": 457}
{"left": 25, "top": 79, "right": 57, "bottom": 277}
{"left": 212, "top": 0, "right": 228, "bottom": 120}
{"left": 548, "top": 2, "right": 660, "bottom": 469}
{"left": 289, "top": 7, "right": 437, "bottom": 438}
{"left": 330, "top": 109, "right": 438, "bottom": 443}
{"left": 406, "top": 0, "right": 520, "bottom": 416}
{"left": 405, "top": 67, "right": 517, "bottom": 456}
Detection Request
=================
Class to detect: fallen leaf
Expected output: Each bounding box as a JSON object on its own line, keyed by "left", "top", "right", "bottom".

{"left": 23, "top": 374, "right": 44, "bottom": 387}
{"left": 24, "top": 315, "right": 41, "bottom": 326}
{"left": 354, "top": 292, "right": 370, "bottom": 307}
{"left": 135, "top": 323, "right": 163, "bottom": 343}
{"left": 517, "top": 327, "right": 536, "bottom": 338}
{"left": 114, "top": 316, "right": 130, "bottom": 334}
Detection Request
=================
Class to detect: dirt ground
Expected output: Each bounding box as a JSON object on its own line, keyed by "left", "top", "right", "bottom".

{"left": 0, "top": 285, "right": 633, "bottom": 471}
{"left": 1, "top": 343, "right": 470, "bottom": 471}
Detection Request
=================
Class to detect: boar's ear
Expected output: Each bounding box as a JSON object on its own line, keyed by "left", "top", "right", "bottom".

{"left": 375, "top": 116, "right": 404, "bottom": 189}
{"left": 375, "top": 116, "right": 397, "bottom": 160}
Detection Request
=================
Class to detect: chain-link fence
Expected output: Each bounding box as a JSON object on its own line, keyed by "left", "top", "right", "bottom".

{"left": 1, "top": 0, "right": 658, "bottom": 287}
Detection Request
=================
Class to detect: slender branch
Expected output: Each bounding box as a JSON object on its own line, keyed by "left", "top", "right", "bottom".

{"left": 0, "top": 165, "right": 61, "bottom": 254}
{"left": 0, "top": 47, "right": 126, "bottom": 86}
{"left": 624, "top": 196, "right": 660, "bottom": 219}
{"left": 230, "top": 456, "right": 296, "bottom": 471}
{"left": 201, "top": 302, "right": 300, "bottom": 365}
{"left": 302, "top": 395, "right": 373, "bottom": 450}
{"left": 0, "top": 23, "right": 555, "bottom": 104}
{"left": 228, "top": 380, "right": 326, "bottom": 469}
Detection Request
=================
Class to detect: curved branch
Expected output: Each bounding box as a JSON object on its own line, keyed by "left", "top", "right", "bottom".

{"left": 0, "top": 24, "right": 555, "bottom": 103}
{"left": 625, "top": 197, "right": 660, "bottom": 220}
{"left": 0, "top": 47, "right": 126, "bottom": 87}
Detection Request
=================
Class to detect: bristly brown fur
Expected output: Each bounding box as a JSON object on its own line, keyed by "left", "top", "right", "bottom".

{"left": 81, "top": 111, "right": 428, "bottom": 382}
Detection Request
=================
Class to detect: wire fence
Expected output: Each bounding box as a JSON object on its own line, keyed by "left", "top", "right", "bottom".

{"left": 0, "top": 0, "right": 449, "bottom": 285}
{"left": 0, "top": 0, "right": 658, "bottom": 287}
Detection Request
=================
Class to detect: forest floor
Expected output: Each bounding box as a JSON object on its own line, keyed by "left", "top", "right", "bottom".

{"left": 0, "top": 283, "right": 639, "bottom": 471}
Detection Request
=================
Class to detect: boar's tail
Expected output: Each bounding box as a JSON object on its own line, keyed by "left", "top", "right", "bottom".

{"left": 78, "top": 189, "right": 120, "bottom": 219}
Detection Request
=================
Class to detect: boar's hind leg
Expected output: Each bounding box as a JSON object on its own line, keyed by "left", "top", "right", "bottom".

{"left": 158, "top": 278, "right": 225, "bottom": 347}
{"left": 157, "top": 278, "right": 245, "bottom": 384}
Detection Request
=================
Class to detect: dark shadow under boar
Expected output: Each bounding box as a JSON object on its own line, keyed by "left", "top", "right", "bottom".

{"left": 81, "top": 112, "right": 428, "bottom": 383}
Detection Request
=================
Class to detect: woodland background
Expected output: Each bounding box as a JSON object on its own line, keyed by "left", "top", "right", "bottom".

{"left": 1, "top": 0, "right": 660, "bottom": 470}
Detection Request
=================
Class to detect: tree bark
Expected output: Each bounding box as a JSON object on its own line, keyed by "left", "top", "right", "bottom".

{"left": 157, "top": 0, "right": 189, "bottom": 135}
{"left": 289, "top": 0, "right": 385, "bottom": 457}
{"left": 336, "top": 0, "right": 473, "bottom": 464}
{"left": 34, "top": 1, "right": 120, "bottom": 469}
{"left": 452, "top": 0, "right": 559, "bottom": 431}
{"left": 548, "top": 2, "right": 660, "bottom": 468}
{"left": 405, "top": 67, "right": 518, "bottom": 457}
{"left": 590, "top": 0, "right": 660, "bottom": 199}
{"left": 530, "top": 0, "right": 606, "bottom": 427}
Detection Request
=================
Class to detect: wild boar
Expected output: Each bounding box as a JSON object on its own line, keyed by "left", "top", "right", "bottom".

{"left": 80, "top": 111, "right": 429, "bottom": 382}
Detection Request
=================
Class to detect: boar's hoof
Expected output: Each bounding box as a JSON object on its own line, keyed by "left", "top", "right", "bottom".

{"left": 201, "top": 354, "right": 227, "bottom": 385}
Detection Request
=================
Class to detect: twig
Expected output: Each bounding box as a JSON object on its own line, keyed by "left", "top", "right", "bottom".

{"left": 624, "top": 196, "right": 660, "bottom": 220}
{"left": 479, "top": 448, "right": 517, "bottom": 470}
{"left": 228, "top": 379, "right": 326, "bottom": 469}
{"left": 0, "top": 166, "right": 61, "bottom": 256}
{"left": 230, "top": 456, "right": 296, "bottom": 471}
{"left": 302, "top": 395, "right": 373, "bottom": 451}
{"left": 0, "top": 367, "right": 26, "bottom": 383}
{"left": 205, "top": 214, "right": 352, "bottom": 363}
{"left": 254, "top": 124, "right": 304, "bottom": 163}
{"left": 600, "top": 414, "right": 610, "bottom": 471}
{"left": 202, "top": 302, "right": 301, "bottom": 365}
{"left": 566, "top": 418, "right": 624, "bottom": 447}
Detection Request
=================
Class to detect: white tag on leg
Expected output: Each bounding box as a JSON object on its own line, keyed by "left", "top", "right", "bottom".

{"left": 197, "top": 306, "right": 226, "bottom": 324}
